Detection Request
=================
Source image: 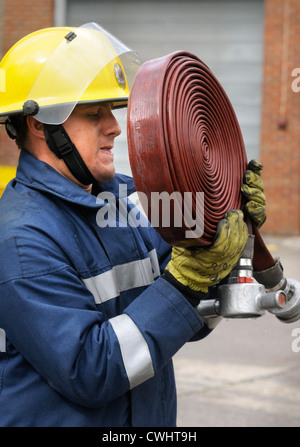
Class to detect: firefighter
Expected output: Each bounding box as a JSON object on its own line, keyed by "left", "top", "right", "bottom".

{"left": 0, "top": 23, "right": 266, "bottom": 426}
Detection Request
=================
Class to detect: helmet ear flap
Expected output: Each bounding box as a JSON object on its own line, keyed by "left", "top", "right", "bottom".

{"left": 5, "top": 115, "right": 28, "bottom": 149}
{"left": 5, "top": 117, "right": 18, "bottom": 140}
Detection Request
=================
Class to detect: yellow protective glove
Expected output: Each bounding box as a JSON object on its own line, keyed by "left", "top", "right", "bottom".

{"left": 164, "top": 210, "right": 248, "bottom": 299}
{"left": 241, "top": 160, "right": 266, "bottom": 228}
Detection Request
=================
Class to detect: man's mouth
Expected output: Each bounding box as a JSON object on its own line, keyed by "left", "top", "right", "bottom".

{"left": 100, "top": 146, "right": 113, "bottom": 153}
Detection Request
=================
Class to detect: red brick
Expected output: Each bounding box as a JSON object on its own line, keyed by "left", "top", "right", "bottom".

{"left": 261, "top": 0, "right": 300, "bottom": 236}
{"left": 0, "top": 0, "right": 54, "bottom": 166}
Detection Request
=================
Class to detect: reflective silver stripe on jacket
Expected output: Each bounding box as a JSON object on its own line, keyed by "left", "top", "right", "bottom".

{"left": 82, "top": 249, "right": 160, "bottom": 304}
{"left": 0, "top": 328, "right": 6, "bottom": 352}
{"left": 109, "top": 314, "right": 154, "bottom": 388}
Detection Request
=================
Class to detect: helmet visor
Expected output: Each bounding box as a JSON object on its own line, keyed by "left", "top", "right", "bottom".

{"left": 26, "top": 22, "right": 141, "bottom": 124}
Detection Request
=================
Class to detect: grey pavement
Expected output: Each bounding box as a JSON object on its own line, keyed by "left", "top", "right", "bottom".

{"left": 173, "top": 235, "right": 300, "bottom": 427}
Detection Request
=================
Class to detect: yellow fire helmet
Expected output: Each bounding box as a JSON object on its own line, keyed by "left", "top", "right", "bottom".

{"left": 0, "top": 22, "right": 141, "bottom": 125}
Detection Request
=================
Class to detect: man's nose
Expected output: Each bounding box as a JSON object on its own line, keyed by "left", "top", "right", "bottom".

{"left": 104, "top": 110, "right": 122, "bottom": 137}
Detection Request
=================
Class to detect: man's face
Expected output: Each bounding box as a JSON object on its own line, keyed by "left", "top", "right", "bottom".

{"left": 63, "top": 102, "right": 122, "bottom": 183}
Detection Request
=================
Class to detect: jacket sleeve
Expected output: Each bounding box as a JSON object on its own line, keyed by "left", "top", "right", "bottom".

{"left": 0, "top": 235, "right": 205, "bottom": 408}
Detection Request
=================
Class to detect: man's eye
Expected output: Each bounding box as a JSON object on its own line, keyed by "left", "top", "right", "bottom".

{"left": 88, "top": 113, "right": 99, "bottom": 120}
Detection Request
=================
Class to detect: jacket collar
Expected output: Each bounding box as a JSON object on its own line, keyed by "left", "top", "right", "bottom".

{"left": 15, "top": 150, "right": 136, "bottom": 208}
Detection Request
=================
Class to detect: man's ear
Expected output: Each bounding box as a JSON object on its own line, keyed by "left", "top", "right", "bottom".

{"left": 26, "top": 116, "right": 45, "bottom": 140}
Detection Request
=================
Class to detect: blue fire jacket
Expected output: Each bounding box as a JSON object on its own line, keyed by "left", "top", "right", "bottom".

{"left": 0, "top": 150, "right": 210, "bottom": 427}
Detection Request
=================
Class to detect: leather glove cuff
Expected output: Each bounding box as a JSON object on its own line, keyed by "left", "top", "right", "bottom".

{"left": 162, "top": 270, "right": 209, "bottom": 307}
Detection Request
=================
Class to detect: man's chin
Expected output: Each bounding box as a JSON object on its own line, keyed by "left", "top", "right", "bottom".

{"left": 94, "top": 169, "right": 116, "bottom": 184}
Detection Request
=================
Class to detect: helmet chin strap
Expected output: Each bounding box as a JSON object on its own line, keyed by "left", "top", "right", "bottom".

{"left": 43, "top": 123, "right": 96, "bottom": 187}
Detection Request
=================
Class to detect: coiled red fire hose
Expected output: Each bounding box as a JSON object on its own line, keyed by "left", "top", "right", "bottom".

{"left": 127, "top": 51, "right": 274, "bottom": 271}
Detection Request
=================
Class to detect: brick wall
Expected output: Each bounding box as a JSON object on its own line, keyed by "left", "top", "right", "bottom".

{"left": 260, "top": 0, "right": 300, "bottom": 236}
{"left": 0, "top": 0, "right": 3, "bottom": 56}
{"left": 0, "top": 0, "right": 54, "bottom": 166}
